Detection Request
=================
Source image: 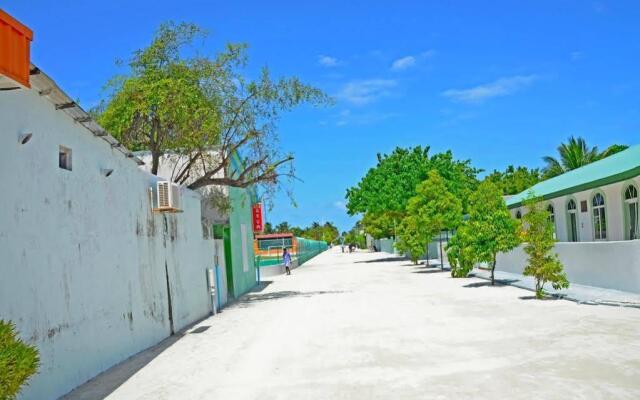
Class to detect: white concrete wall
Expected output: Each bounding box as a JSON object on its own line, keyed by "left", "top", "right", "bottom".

{"left": 0, "top": 87, "right": 214, "bottom": 399}
{"left": 510, "top": 177, "right": 640, "bottom": 242}
{"left": 496, "top": 241, "right": 640, "bottom": 293}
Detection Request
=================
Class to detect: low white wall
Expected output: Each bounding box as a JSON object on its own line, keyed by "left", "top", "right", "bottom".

{"left": 0, "top": 87, "right": 214, "bottom": 399}
{"left": 496, "top": 241, "right": 640, "bottom": 293}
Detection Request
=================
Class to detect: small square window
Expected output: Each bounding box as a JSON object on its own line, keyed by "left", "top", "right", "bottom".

{"left": 59, "top": 146, "right": 72, "bottom": 171}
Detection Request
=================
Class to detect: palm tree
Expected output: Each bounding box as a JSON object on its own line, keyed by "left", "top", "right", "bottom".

{"left": 543, "top": 136, "right": 628, "bottom": 178}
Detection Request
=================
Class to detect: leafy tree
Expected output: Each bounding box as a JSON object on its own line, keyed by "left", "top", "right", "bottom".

{"left": 404, "top": 170, "right": 463, "bottom": 268}
{"left": 0, "top": 320, "right": 39, "bottom": 400}
{"left": 343, "top": 221, "right": 366, "bottom": 248}
{"left": 274, "top": 221, "right": 291, "bottom": 233}
{"left": 521, "top": 195, "right": 570, "bottom": 298}
{"left": 263, "top": 222, "right": 274, "bottom": 234}
{"left": 466, "top": 181, "right": 520, "bottom": 285}
{"left": 362, "top": 212, "right": 396, "bottom": 239}
{"left": 446, "top": 222, "right": 476, "bottom": 278}
{"left": 543, "top": 136, "right": 628, "bottom": 178}
{"left": 395, "top": 216, "right": 425, "bottom": 264}
{"left": 98, "top": 22, "right": 328, "bottom": 206}
{"left": 346, "top": 147, "right": 479, "bottom": 234}
{"left": 484, "top": 165, "right": 542, "bottom": 195}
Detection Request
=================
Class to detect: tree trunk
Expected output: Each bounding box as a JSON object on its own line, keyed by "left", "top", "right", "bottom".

{"left": 491, "top": 255, "right": 496, "bottom": 285}
{"left": 439, "top": 232, "right": 444, "bottom": 270}
{"left": 151, "top": 152, "right": 160, "bottom": 176}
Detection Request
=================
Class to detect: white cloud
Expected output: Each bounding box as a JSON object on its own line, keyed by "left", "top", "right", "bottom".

{"left": 338, "top": 79, "right": 397, "bottom": 105}
{"left": 336, "top": 109, "right": 399, "bottom": 126}
{"left": 442, "top": 75, "right": 539, "bottom": 103}
{"left": 391, "top": 56, "right": 416, "bottom": 71}
{"left": 334, "top": 201, "right": 347, "bottom": 211}
{"left": 318, "top": 55, "right": 341, "bottom": 67}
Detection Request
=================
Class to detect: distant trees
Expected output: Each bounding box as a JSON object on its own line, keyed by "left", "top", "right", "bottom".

{"left": 543, "top": 136, "right": 628, "bottom": 178}
{"left": 268, "top": 220, "right": 339, "bottom": 244}
{"left": 521, "top": 195, "right": 569, "bottom": 298}
{"left": 484, "top": 165, "right": 542, "bottom": 195}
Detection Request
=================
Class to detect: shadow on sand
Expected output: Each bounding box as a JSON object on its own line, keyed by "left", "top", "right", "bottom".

{"left": 356, "top": 256, "right": 408, "bottom": 264}
{"left": 235, "top": 290, "right": 345, "bottom": 308}
{"left": 463, "top": 279, "right": 519, "bottom": 288}
{"left": 412, "top": 267, "right": 450, "bottom": 274}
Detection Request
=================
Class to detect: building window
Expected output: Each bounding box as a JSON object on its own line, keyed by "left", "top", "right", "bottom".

{"left": 592, "top": 193, "right": 607, "bottom": 240}
{"left": 547, "top": 204, "right": 556, "bottom": 239}
{"left": 59, "top": 146, "right": 72, "bottom": 171}
{"left": 567, "top": 199, "right": 578, "bottom": 242}
{"left": 624, "top": 185, "right": 639, "bottom": 240}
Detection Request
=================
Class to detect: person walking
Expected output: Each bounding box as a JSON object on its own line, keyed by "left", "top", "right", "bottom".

{"left": 283, "top": 248, "right": 292, "bottom": 275}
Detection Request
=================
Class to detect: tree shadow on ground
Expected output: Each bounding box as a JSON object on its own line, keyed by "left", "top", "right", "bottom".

{"left": 235, "top": 290, "right": 345, "bottom": 308}
{"left": 412, "top": 267, "right": 450, "bottom": 274}
{"left": 518, "top": 295, "right": 561, "bottom": 301}
{"left": 356, "top": 256, "right": 408, "bottom": 264}
{"left": 463, "top": 279, "right": 519, "bottom": 288}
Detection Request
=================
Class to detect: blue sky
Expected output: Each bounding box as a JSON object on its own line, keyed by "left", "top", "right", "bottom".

{"left": 5, "top": 1, "right": 640, "bottom": 232}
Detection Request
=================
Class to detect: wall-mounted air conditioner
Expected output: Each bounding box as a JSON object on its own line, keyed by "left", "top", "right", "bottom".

{"left": 152, "top": 180, "right": 181, "bottom": 211}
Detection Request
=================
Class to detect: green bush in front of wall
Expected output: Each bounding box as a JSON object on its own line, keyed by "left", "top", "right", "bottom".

{"left": 0, "top": 320, "right": 40, "bottom": 400}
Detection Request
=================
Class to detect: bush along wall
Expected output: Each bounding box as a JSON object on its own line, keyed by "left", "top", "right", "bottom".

{"left": 0, "top": 320, "right": 40, "bottom": 400}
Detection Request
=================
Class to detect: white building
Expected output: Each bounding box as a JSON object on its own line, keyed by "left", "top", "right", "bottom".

{"left": 0, "top": 64, "right": 216, "bottom": 399}
{"left": 497, "top": 145, "right": 640, "bottom": 293}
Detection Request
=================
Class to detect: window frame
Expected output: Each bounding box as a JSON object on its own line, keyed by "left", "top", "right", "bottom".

{"left": 623, "top": 183, "right": 639, "bottom": 240}
{"left": 566, "top": 198, "right": 579, "bottom": 242}
{"left": 591, "top": 191, "right": 607, "bottom": 241}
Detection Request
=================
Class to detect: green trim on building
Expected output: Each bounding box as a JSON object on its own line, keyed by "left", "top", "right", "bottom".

{"left": 506, "top": 145, "right": 640, "bottom": 209}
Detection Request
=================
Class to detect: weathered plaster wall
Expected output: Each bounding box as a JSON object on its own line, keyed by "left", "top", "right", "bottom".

{"left": 0, "top": 88, "right": 214, "bottom": 399}
{"left": 497, "top": 241, "right": 640, "bottom": 293}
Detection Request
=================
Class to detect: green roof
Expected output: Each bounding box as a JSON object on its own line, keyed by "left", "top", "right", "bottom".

{"left": 506, "top": 144, "right": 640, "bottom": 208}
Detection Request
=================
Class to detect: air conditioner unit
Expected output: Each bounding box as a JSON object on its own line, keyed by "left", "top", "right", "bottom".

{"left": 153, "top": 181, "right": 181, "bottom": 210}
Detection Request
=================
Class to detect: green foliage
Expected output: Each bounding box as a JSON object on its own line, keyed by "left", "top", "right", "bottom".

{"left": 466, "top": 181, "right": 520, "bottom": 284}
{"left": 521, "top": 195, "right": 570, "bottom": 299}
{"left": 395, "top": 216, "right": 426, "bottom": 264}
{"left": 484, "top": 165, "right": 542, "bottom": 195}
{"left": 362, "top": 211, "right": 397, "bottom": 239}
{"left": 394, "top": 170, "right": 465, "bottom": 265}
{"left": 343, "top": 221, "right": 366, "bottom": 248}
{"left": 543, "top": 136, "right": 628, "bottom": 179}
{"left": 263, "top": 222, "right": 274, "bottom": 234}
{"left": 446, "top": 223, "right": 476, "bottom": 278}
{"left": 97, "top": 22, "right": 329, "bottom": 206}
{"left": 271, "top": 221, "right": 339, "bottom": 245}
{"left": 345, "top": 147, "right": 479, "bottom": 222}
{"left": 0, "top": 321, "right": 39, "bottom": 400}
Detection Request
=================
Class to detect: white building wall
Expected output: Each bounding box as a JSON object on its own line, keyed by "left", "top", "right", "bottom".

{"left": 510, "top": 177, "right": 640, "bottom": 243}
{"left": 0, "top": 87, "right": 214, "bottom": 399}
{"left": 497, "top": 241, "right": 640, "bottom": 293}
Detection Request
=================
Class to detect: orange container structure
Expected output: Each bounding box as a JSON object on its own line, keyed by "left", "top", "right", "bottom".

{"left": 0, "top": 9, "right": 33, "bottom": 88}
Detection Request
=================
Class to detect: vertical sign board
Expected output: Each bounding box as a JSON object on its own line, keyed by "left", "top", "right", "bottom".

{"left": 0, "top": 9, "right": 33, "bottom": 88}
{"left": 252, "top": 203, "right": 264, "bottom": 233}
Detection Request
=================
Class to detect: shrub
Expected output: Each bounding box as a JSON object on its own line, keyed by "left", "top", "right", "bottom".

{"left": 446, "top": 224, "right": 476, "bottom": 278}
{"left": 521, "top": 195, "right": 570, "bottom": 299}
{"left": 0, "top": 320, "right": 40, "bottom": 400}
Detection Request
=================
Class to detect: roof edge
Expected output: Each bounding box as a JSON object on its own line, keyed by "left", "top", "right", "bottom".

{"left": 507, "top": 165, "right": 640, "bottom": 208}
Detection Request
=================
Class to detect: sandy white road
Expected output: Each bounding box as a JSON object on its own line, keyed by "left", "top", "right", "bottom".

{"left": 66, "top": 247, "right": 640, "bottom": 400}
